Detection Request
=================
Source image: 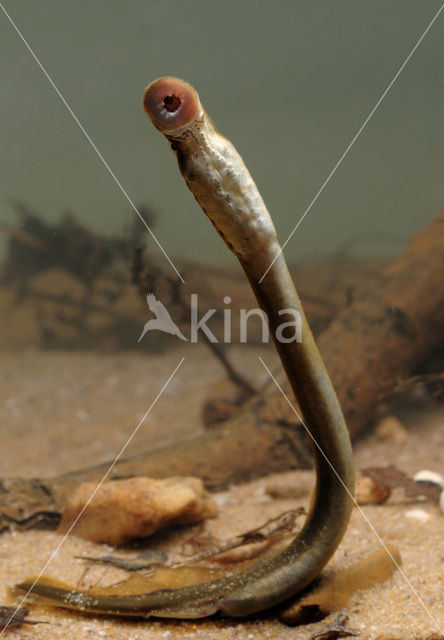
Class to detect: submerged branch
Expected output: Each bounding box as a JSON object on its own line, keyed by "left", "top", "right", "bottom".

{"left": 1, "top": 211, "right": 444, "bottom": 527}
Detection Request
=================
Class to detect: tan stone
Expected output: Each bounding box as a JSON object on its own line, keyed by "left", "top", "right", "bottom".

{"left": 355, "top": 475, "right": 391, "bottom": 505}
{"left": 374, "top": 415, "right": 408, "bottom": 442}
{"left": 58, "top": 476, "right": 218, "bottom": 545}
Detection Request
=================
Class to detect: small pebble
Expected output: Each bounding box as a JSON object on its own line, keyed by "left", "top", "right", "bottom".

{"left": 405, "top": 509, "right": 432, "bottom": 523}
{"left": 355, "top": 475, "right": 391, "bottom": 505}
{"left": 414, "top": 469, "right": 444, "bottom": 515}
{"left": 413, "top": 469, "right": 444, "bottom": 488}
{"left": 374, "top": 415, "right": 408, "bottom": 442}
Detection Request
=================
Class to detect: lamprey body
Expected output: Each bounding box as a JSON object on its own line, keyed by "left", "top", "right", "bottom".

{"left": 16, "top": 77, "right": 354, "bottom": 618}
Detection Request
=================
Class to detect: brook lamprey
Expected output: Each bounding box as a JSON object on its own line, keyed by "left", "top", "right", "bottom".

{"left": 16, "top": 77, "right": 354, "bottom": 619}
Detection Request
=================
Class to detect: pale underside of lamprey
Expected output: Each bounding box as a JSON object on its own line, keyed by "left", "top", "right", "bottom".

{"left": 16, "top": 77, "right": 354, "bottom": 619}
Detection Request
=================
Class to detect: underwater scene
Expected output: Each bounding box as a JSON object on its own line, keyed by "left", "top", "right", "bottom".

{"left": 0, "top": 2, "right": 443, "bottom": 639}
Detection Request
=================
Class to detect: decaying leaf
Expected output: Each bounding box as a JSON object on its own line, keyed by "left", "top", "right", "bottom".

{"left": 75, "top": 549, "right": 167, "bottom": 571}
{"left": 97, "top": 564, "right": 227, "bottom": 594}
{"left": 362, "top": 466, "right": 441, "bottom": 503}
{"left": 183, "top": 508, "right": 304, "bottom": 564}
{"left": 0, "top": 511, "right": 61, "bottom": 534}
{"left": 311, "top": 613, "right": 360, "bottom": 639}
{"left": 232, "top": 508, "right": 304, "bottom": 545}
{"left": 0, "top": 605, "right": 46, "bottom": 629}
{"left": 280, "top": 544, "right": 401, "bottom": 625}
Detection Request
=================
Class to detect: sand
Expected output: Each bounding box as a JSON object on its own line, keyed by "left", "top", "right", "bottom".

{"left": 1, "top": 345, "right": 443, "bottom": 639}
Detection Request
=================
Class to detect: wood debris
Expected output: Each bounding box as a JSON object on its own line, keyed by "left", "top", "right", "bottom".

{"left": 2, "top": 211, "right": 444, "bottom": 528}
{"left": 180, "top": 508, "right": 304, "bottom": 565}
{"left": 0, "top": 605, "right": 47, "bottom": 629}
{"left": 75, "top": 550, "right": 167, "bottom": 571}
{"left": 361, "top": 465, "right": 442, "bottom": 504}
{"left": 310, "top": 614, "right": 360, "bottom": 639}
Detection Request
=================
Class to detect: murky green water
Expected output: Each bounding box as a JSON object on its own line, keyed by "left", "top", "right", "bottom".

{"left": 1, "top": 0, "right": 443, "bottom": 268}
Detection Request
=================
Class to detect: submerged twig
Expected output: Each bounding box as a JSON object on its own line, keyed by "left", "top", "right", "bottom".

{"left": 310, "top": 614, "right": 360, "bottom": 639}
{"left": 176, "top": 508, "right": 305, "bottom": 566}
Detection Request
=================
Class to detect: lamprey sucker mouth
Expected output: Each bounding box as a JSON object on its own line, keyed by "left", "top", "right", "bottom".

{"left": 16, "top": 77, "right": 354, "bottom": 619}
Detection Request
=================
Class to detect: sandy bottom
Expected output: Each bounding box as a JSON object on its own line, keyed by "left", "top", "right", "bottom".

{"left": 1, "top": 345, "right": 443, "bottom": 639}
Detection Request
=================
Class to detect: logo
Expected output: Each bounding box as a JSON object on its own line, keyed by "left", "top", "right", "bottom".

{"left": 139, "top": 292, "right": 302, "bottom": 344}
{"left": 138, "top": 293, "right": 187, "bottom": 342}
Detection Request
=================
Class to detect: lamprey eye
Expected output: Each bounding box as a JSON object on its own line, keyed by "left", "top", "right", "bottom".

{"left": 143, "top": 77, "right": 201, "bottom": 133}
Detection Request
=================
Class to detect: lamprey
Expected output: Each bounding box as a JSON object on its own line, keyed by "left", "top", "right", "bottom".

{"left": 16, "top": 77, "right": 354, "bottom": 618}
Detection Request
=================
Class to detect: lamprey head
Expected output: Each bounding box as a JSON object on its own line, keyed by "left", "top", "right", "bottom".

{"left": 143, "top": 77, "right": 202, "bottom": 135}
{"left": 142, "top": 77, "right": 279, "bottom": 263}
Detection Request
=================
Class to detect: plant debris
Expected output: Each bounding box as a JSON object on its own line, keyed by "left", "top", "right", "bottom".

{"left": 180, "top": 508, "right": 304, "bottom": 565}
{"left": 0, "top": 605, "right": 47, "bottom": 629}
{"left": 361, "top": 465, "right": 442, "bottom": 504}
{"left": 0, "top": 510, "right": 61, "bottom": 534}
{"left": 77, "top": 509, "right": 304, "bottom": 573}
{"left": 75, "top": 549, "right": 167, "bottom": 571}
{"left": 310, "top": 613, "right": 360, "bottom": 639}
{"left": 2, "top": 199, "right": 149, "bottom": 289}
{"left": 388, "top": 370, "right": 444, "bottom": 399}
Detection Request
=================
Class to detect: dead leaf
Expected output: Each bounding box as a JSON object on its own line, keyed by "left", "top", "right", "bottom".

{"left": 0, "top": 605, "right": 46, "bottom": 629}
{"left": 75, "top": 549, "right": 167, "bottom": 571}
{"left": 181, "top": 508, "right": 304, "bottom": 564}
{"left": 0, "top": 511, "right": 60, "bottom": 533}
{"left": 362, "top": 466, "right": 441, "bottom": 503}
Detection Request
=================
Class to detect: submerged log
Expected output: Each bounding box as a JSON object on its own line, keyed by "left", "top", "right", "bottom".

{"left": 1, "top": 211, "right": 444, "bottom": 527}
{"left": 0, "top": 411, "right": 311, "bottom": 529}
